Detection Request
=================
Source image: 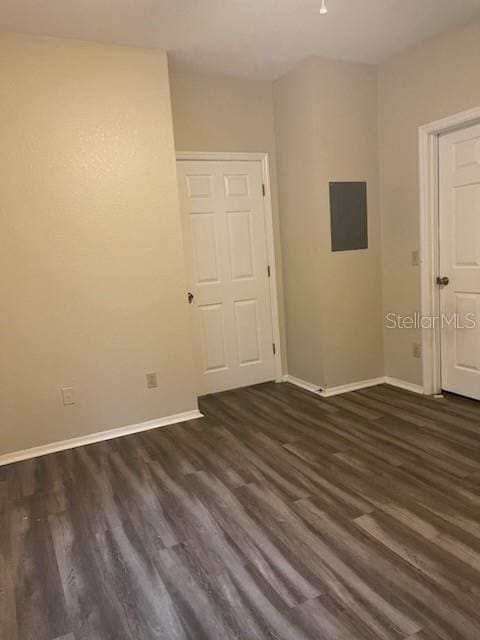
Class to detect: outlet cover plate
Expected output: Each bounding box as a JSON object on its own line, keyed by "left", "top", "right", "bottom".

{"left": 62, "top": 387, "right": 75, "bottom": 405}
{"left": 146, "top": 373, "right": 158, "bottom": 389}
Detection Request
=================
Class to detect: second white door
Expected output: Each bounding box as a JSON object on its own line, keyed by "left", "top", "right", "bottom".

{"left": 439, "top": 123, "right": 480, "bottom": 400}
{"left": 177, "top": 159, "right": 277, "bottom": 395}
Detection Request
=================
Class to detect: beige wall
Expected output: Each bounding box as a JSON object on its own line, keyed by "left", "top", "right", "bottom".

{"left": 378, "top": 20, "right": 480, "bottom": 385}
{"left": 4, "top": 21, "right": 478, "bottom": 457}
{"left": 0, "top": 34, "right": 197, "bottom": 456}
{"left": 273, "top": 57, "right": 384, "bottom": 389}
{"left": 169, "top": 65, "right": 287, "bottom": 371}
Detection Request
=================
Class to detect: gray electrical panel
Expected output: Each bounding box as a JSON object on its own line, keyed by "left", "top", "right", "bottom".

{"left": 329, "top": 181, "right": 368, "bottom": 252}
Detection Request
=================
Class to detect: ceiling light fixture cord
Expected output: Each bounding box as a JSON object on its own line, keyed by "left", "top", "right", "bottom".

{"left": 320, "top": 0, "right": 328, "bottom": 14}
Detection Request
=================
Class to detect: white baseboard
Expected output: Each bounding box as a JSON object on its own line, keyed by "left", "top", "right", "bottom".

{"left": 284, "top": 374, "right": 424, "bottom": 397}
{"left": 0, "top": 374, "right": 425, "bottom": 467}
{"left": 0, "top": 409, "right": 203, "bottom": 467}
{"left": 282, "top": 374, "right": 321, "bottom": 394}
{"left": 283, "top": 374, "right": 384, "bottom": 397}
{"left": 384, "top": 377, "right": 424, "bottom": 395}
{"left": 319, "top": 377, "right": 387, "bottom": 397}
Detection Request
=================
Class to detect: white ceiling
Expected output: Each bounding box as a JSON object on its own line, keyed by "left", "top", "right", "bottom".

{"left": 1, "top": 0, "right": 479, "bottom": 80}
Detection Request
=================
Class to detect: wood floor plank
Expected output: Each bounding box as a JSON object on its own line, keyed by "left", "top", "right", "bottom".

{"left": 1, "top": 381, "right": 480, "bottom": 639}
{"left": 48, "top": 510, "right": 135, "bottom": 640}
{"left": 187, "top": 470, "right": 324, "bottom": 606}
{"left": 405, "top": 628, "right": 448, "bottom": 640}
{"left": 293, "top": 497, "right": 480, "bottom": 640}
{"left": 8, "top": 495, "right": 70, "bottom": 640}
{"left": 0, "top": 551, "right": 17, "bottom": 640}
{"left": 354, "top": 510, "right": 480, "bottom": 596}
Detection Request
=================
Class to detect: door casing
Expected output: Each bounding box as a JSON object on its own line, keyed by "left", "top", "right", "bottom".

{"left": 176, "top": 151, "right": 283, "bottom": 385}
{"left": 419, "top": 107, "right": 480, "bottom": 395}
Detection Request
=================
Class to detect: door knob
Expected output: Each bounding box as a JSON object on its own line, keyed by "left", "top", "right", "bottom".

{"left": 188, "top": 292, "right": 194, "bottom": 304}
{"left": 436, "top": 276, "right": 449, "bottom": 286}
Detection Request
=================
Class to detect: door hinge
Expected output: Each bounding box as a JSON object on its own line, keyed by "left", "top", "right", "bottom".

{"left": 267, "top": 265, "right": 271, "bottom": 278}
{"left": 262, "top": 184, "right": 266, "bottom": 197}
{"left": 272, "top": 343, "right": 276, "bottom": 355}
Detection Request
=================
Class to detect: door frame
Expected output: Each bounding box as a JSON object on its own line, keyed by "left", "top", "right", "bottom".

{"left": 419, "top": 107, "right": 480, "bottom": 395}
{"left": 176, "top": 151, "right": 283, "bottom": 383}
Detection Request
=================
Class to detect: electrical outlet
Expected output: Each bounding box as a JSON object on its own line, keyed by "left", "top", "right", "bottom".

{"left": 146, "top": 372, "right": 158, "bottom": 389}
{"left": 413, "top": 343, "right": 422, "bottom": 359}
{"left": 411, "top": 250, "right": 420, "bottom": 266}
{"left": 61, "top": 386, "right": 75, "bottom": 405}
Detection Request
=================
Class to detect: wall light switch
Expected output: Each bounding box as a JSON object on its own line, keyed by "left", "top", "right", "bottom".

{"left": 62, "top": 386, "right": 75, "bottom": 405}
{"left": 411, "top": 250, "right": 420, "bottom": 266}
{"left": 413, "top": 343, "right": 422, "bottom": 359}
{"left": 146, "top": 373, "right": 158, "bottom": 389}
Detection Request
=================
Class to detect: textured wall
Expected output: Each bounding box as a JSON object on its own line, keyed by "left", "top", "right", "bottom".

{"left": 0, "top": 35, "right": 197, "bottom": 455}
{"left": 378, "top": 20, "right": 480, "bottom": 384}
{"left": 273, "top": 57, "right": 384, "bottom": 389}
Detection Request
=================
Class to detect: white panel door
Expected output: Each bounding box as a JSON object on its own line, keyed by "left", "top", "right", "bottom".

{"left": 177, "top": 159, "right": 276, "bottom": 394}
{"left": 439, "top": 123, "right": 480, "bottom": 400}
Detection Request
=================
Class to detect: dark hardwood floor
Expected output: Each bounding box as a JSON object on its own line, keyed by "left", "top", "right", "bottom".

{"left": 2, "top": 382, "right": 480, "bottom": 640}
